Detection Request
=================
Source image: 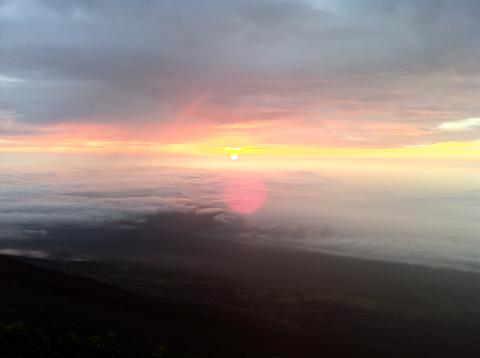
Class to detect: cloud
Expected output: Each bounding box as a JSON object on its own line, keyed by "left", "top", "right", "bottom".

{"left": 1, "top": 0, "right": 480, "bottom": 146}
{"left": 0, "top": 164, "right": 479, "bottom": 271}
{"left": 0, "top": 74, "right": 23, "bottom": 83}
{"left": 0, "top": 248, "right": 49, "bottom": 258}
{"left": 438, "top": 117, "right": 480, "bottom": 131}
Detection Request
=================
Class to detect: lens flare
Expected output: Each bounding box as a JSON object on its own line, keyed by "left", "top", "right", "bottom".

{"left": 223, "top": 176, "right": 267, "bottom": 214}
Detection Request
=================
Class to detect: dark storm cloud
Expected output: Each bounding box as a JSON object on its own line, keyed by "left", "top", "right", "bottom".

{"left": 1, "top": 0, "right": 480, "bottom": 130}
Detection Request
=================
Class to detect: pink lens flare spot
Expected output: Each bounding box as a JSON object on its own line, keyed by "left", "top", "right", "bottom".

{"left": 223, "top": 177, "right": 267, "bottom": 214}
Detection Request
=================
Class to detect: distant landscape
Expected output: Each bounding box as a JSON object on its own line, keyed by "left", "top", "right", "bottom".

{"left": 2, "top": 0, "right": 480, "bottom": 356}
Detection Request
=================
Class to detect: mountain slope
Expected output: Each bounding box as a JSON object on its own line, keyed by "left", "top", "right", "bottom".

{"left": 0, "top": 255, "right": 284, "bottom": 357}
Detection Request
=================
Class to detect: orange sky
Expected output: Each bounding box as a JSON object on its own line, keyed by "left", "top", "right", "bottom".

{"left": 1, "top": 118, "right": 479, "bottom": 161}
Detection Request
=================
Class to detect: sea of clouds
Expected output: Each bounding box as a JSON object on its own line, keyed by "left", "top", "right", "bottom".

{"left": 0, "top": 159, "right": 479, "bottom": 271}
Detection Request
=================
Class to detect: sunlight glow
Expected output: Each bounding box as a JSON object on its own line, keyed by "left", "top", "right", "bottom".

{"left": 1, "top": 128, "right": 479, "bottom": 162}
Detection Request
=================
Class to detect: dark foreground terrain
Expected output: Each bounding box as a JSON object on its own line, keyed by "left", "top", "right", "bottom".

{"left": 3, "top": 245, "right": 480, "bottom": 357}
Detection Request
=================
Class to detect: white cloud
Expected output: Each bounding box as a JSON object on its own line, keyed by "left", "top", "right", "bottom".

{"left": 438, "top": 117, "right": 480, "bottom": 131}
{"left": 0, "top": 248, "right": 49, "bottom": 258}
{"left": 0, "top": 75, "right": 23, "bottom": 83}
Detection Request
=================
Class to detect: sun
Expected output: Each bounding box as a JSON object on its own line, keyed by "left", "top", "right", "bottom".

{"left": 224, "top": 146, "right": 242, "bottom": 161}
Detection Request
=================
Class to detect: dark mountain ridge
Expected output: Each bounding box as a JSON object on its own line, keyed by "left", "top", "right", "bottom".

{"left": 2, "top": 247, "right": 480, "bottom": 357}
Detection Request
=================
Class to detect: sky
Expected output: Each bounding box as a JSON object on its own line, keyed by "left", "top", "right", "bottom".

{"left": 1, "top": 0, "right": 480, "bottom": 159}
{"left": 1, "top": 1, "right": 480, "bottom": 271}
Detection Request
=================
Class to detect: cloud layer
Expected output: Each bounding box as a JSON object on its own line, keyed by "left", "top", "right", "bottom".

{"left": 0, "top": 162, "right": 479, "bottom": 271}
{"left": 1, "top": 0, "right": 480, "bottom": 146}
